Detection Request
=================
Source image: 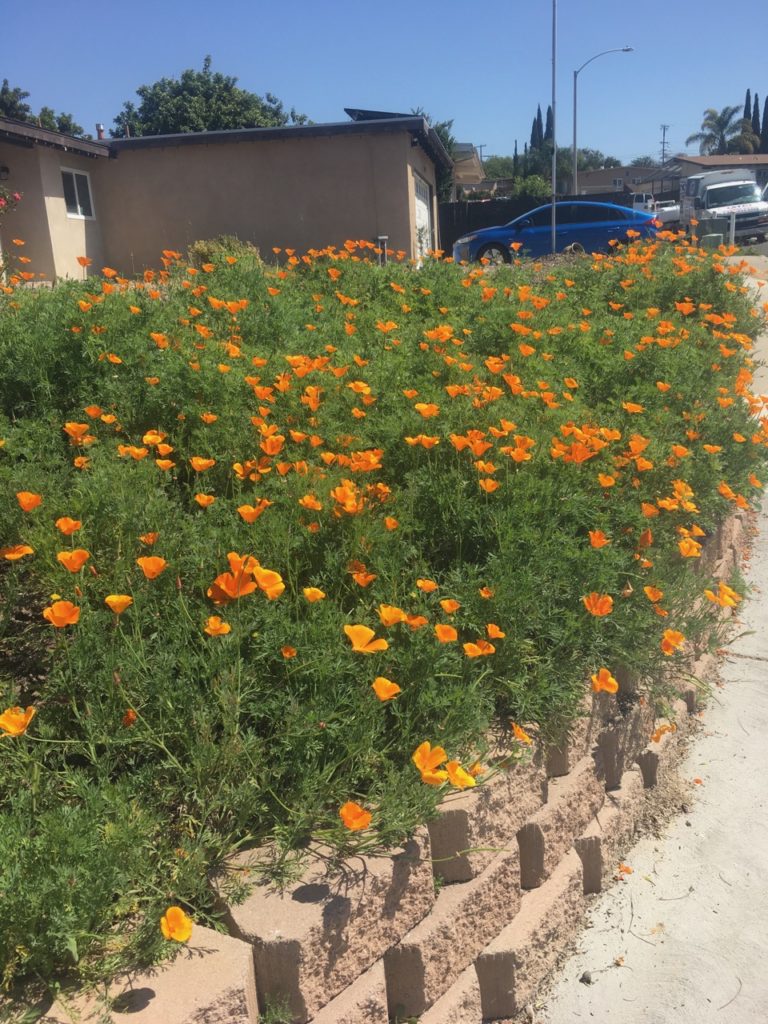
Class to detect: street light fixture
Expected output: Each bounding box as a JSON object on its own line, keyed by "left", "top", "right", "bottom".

{"left": 572, "top": 46, "right": 633, "bottom": 196}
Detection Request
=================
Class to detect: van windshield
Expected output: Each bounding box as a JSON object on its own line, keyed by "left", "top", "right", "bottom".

{"left": 706, "top": 183, "right": 761, "bottom": 208}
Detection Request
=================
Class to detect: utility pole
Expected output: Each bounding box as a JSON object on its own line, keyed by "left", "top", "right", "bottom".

{"left": 660, "top": 124, "right": 670, "bottom": 163}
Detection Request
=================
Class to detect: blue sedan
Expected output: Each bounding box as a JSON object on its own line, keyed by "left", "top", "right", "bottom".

{"left": 452, "top": 201, "right": 658, "bottom": 263}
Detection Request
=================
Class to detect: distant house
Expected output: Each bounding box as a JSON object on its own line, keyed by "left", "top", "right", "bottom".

{"left": 451, "top": 143, "right": 485, "bottom": 197}
{"left": 573, "top": 165, "right": 659, "bottom": 195}
{"left": 0, "top": 111, "right": 452, "bottom": 280}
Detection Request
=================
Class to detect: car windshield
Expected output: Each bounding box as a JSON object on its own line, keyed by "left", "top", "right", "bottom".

{"left": 706, "top": 183, "right": 761, "bottom": 208}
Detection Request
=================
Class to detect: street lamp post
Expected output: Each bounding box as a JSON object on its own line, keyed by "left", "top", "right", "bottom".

{"left": 572, "top": 46, "right": 633, "bottom": 196}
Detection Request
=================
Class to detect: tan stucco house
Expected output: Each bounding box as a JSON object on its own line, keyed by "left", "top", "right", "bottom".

{"left": 0, "top": 111, "right": 451, "bottom": 280}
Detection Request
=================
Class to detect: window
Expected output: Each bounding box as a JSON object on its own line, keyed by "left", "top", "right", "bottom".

{"left": 612, "top": 177, "right": 624, "bottom": 189}
{"left": 61, "top": 169, "right": 94, "bottom": 218}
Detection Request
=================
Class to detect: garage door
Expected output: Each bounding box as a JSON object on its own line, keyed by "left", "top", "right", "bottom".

{"left": 414, "top": 173, "right": 433, "bottom": 260}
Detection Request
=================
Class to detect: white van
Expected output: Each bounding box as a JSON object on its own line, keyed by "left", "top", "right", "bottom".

{"left": 630, "top": 193, "right": 656, "bottom": 212}
{"left": 680, "top": 169, "right": 768, "bottom": 242}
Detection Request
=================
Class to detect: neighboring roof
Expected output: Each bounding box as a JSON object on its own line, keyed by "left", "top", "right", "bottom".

{"left": 452, "top": 143, "right": 485, "bottom": 185}
{"left": 0, "top": 116, "right": 110, "bottom": 158}
{"left": 344, "top": 107, "right": 411, "bottom": 121}
{"left": 677, "top": 153, "right": 768, "bottom": 167}
{"left": 110, "top": 116, "right": 454, "bottom": 172}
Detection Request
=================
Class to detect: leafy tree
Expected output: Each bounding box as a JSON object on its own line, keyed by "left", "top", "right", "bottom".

{"left": 483, "top": 155, "right": 515, "bottom": 179}
{"left": 752, "top": 93, "right": 761, "bottom": 140}
{"left": 544, "top": 105, "right": 554, "bottom": 143}
{"left": 604, "top": 156, "right": 622, "bottom": 168}
{"left": 0, "top": 79, "right": 86, "bottom": 136}
{"left": 761, "top": 96, "right": 768, "bottom": 153}
{"left": 630, "top": 155, "right": 657, "bottom": 166}
{"left": 0, "top": 79, "right": 31, "bottom": 120}
{"left": 744, "top": 88, "right": 752, "bottom": 123}
{"left": 686, "top": 105, "right": 747, "bottom": 154}
{"left": 411, "top": 107, "right": 455, "bottom": 203}
{"left": 111, "top": 56, "right": 306, "bottom": 138}
{"left": 37, "top": 107, "right": 85, "bottom": 138}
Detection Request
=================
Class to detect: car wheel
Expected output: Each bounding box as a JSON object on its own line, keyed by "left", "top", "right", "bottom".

{"left": 563, "top": 241, "right": 585, "bottom": 255}
{"left": 476, "top": 243, "right": 510, "bottom": 265}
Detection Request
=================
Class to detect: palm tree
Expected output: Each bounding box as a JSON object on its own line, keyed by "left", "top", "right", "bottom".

{"left": 686, "top": 105, "right": 745, "bottom": 154}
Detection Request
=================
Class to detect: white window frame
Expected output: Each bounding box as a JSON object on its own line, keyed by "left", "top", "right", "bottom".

{"left": 612, "top": 177, "right": 624, "bottom": 189}
{"left": 61, "top": 167, "right": 96, "bottom": 220}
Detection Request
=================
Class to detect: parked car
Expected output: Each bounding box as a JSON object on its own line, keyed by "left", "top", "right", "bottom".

{"left": 653, "top": 199, "right": 680, "bottom": 225}
{"left": 452, "top": 202, "right": 658, "bottom": 263}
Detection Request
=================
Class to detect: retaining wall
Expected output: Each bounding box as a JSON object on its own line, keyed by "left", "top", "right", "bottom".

{"left": 43, "top": 511, "right": 748, "bottom": 1024}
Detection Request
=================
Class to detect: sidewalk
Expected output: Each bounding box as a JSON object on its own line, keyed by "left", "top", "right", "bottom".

{"left": 539, "top": 258, "right": 768, "bottom": 1023}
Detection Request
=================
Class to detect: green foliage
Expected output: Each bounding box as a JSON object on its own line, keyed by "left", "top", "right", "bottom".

{"left": 0, "top": 79, "right": 86, "bottom": 138}
{"left": 685, "top": 104, "right": 760, "bottom": 155}
{"left": 0, "top": 235, "right": 765, "bottom": 999}
{"left": 111, "top": 56, "right": 307, "bottom": 139}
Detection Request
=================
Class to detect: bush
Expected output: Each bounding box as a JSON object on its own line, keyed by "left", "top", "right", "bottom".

{"left": 0, "top": 234, "right": 765, "bottom": 996}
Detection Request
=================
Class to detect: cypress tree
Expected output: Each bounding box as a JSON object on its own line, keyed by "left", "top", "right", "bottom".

{"left": 544, "top": 104, "right": 554, "bottom": 142}
{"left": 744, "top": 87, "right": 752, "bottom": 123}
{"left": 513, "top": 139, "right": 519, "bottom": 177}
{"left": 761, "top": 96, "right": 768, "bottom": 153}
{"left": 535, "top": 104, "right": 544, "bottom": 148}
{"left": 530, "top": 116, "right": 537, "bottom": 150}
{"left": 752, "top": 93, "right": 761, "bottom": 139}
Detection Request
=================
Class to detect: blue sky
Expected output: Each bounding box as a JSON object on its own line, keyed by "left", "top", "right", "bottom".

{"left": 4, "top": 0, "right": 767, "bottom": 165}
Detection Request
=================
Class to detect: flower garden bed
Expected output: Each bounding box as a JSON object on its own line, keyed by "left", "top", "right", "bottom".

{"left": 0, "top": 233, "right": 766, "bottom": 1019}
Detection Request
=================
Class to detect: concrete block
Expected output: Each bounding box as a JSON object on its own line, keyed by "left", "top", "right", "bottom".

{"left": 475, "top": 850, "right": 585, "bottom": 1020}
{"left": 383, "top": 847, "right": 521, "bottom": 1019}
{"left": 43, "top": 926, "right": 258, "bottom": 1024}
{"left": 428, "top": 760, "right": 546, "bottom": 882}
{"left": 574, "top": 770, "right": 645, "bottom": 891}
{"left": 516, "top": 756, "right": 604, "bottom": 889}
{"left": 419, "top": 962, "right": 483, "bottom": 1024}
{"left": 225, "top": 832, "right": 433, "bottom": 1022}
{"left": 594, "top": 700, "right": 655, "bottom": 790}
{"left": 308, "top": 961, "right": 388, "bottom": 1024}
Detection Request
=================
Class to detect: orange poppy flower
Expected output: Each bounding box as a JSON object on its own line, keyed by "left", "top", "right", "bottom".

{"left": 42, "top": 600, "right": 80, "bottom": 627}
{"left": 137, "top": 556, "right": 167, "bottom": 579}
{"left": 344, "top": 624, "right": 389, "bottom": 654}
{"left": 412, "top": 741, "right": 449, "bottom": 784}
{"left": 55, "top": 517, "right": 82, "bottom": 535}
{"left": 189, "top": 457, "right": 216, "bottom": 472}
{"left": 253, "top": 565, "right": 285, "bottom": 600}
{"left": 384, "top": 517, "right": 400, "bottom": 530}
{"left": 372, "top": 677, "right": 401, "bottom": 701}
{"left": 434, "top": 623, "right": 458, "bottom": 643}
{"left": 56, "top": 549, "right": 90, "bottom": 573}
{"left": 446, "top": 760, "right": 477, "bottom": 789}
{"left": 589, "top": 530, "right": 610, "bottom": 548}
{"left": 643, "top": 586, "right": 664, "bottom": 603}
{"left": 591, "top": 667, "right": 619, "bottom": 694}
{"left": 378, "top": 604, "right": 407, "bottom": 626}
{"left": 160, "top": 906, "right": 193, "bottom": 942}
{"left": 678, "top": 538, "right": 702, "bottom": 558}
{"left": 416, "top": 578, "right": 438, "bottom": 593}
{"left": 486, "top": 623, "right": 506, "bottom": 639}
{"left": 661, "top": 629, "right": 685, "bottom": 655}
{"left": 202, "top": 615, "right": 230, "bottom": 636}
{"left": 582, "top": 593, "right": 613, "bottom": 616}
{"left": 1, "top": 544, "right": 34, "bottom": 560}
{"left": 0, "top": 705, "right": 36, "bottom": 736}
{"left": 598, "top": 473, "right": 616, "bottom": 488}
{"left": 122, "top": 709, "right": 138, "bottom": 727}
{"left": 105, "top": 594, "right": 133, "bottom": 615}
{"left": 303, "top": 587, "right": 326, "bottom": 602}
{"left": 478, "top": 586, "right": 494, "bottom": 599}
{"left": 463, "top": 639, "right": 496, "bottom": 657}
{"left": 339, "top": 801, "right": 372, "bottom": 831}
{"left": 440, "top": 599, "right": 461, "bottom": 614}
{"left": 511, "top": 722, "right": 533, "bottom": 744}
{"left": 194, "top": 494, "right": 216, "bottom": 507}
{"left": 237, "top": 500, "right": 272, "bottom": 523}
{"left": 139, "top": 532, "right": 160, "bottom": 546}
{"left": 281, "top": 645, "right": 297, "bottom": 659}
{"left": 16, "top": 492, "right": 42, "bottom": 512}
